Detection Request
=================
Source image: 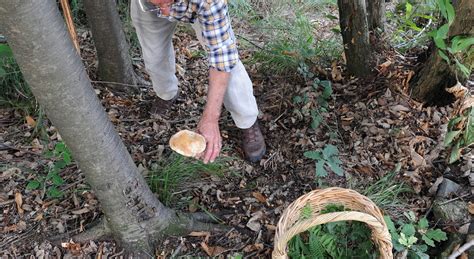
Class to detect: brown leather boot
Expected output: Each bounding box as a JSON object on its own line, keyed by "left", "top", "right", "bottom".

{"left": 150, "top": 92, "right": 179, "bottom": 115}
{"left": 242, "top": 120, "right": 266, "bottom": 162}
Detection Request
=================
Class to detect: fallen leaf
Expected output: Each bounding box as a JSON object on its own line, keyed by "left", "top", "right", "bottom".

{"left": 188, "top": 197, "right": 199, "bottom": 213}
{"left": 61, "top": 241, "right": 82, "bottom": 256}
{"left": 200, "top": 242, "right": 226, "bottom": 256}
{"left": 34, "top": 213, "right": 44, "bottom": 222}
{"left": 72, "top": 208, "right": 90, "bottom": 215}
{"left": 468, "top": 202, "right": 474, "bottom": 215}
{"left": 247, "top": 211, "right": 263, "bottom": 232}
{"left": 331, "top": 61, "right": 343, "bottom": 81}
{"left": 252, "top": 192, "right": 267, "bottom": 204}
{"left": 446, "top": 81, "right": 468, "bottom": 99}
{"left": 25, "top": 116, "right": 36, "bottom": 127}
{"left": 391, "top": 105, "right": 410, "bottom": 112}
{"left": 15, "top": 192, "right": 24, "bottom": 216}
{"left": 243, "top": 243, "right": 264, "bottom": 253}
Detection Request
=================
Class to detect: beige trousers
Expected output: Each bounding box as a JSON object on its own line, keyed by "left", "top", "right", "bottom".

{"left": 130, "top": 0, "right": 259, "bottom": 129}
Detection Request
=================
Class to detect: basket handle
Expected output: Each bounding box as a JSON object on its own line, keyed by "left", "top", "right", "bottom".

{"left": 273, "top": 211, "right": 393, "bottom": 259}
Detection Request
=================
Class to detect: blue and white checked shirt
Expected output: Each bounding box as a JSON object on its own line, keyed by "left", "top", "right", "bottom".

{"left": 142, "top": 0, "right": 239, "bottom": 72}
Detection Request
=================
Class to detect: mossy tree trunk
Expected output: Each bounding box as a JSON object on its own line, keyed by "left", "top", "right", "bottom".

{"left": 366, "top": 0, "right": 385, "bottom": 31}
{"left": 411, "top": 0, "right": 474, "bottom": 103}
{"left": 337, "top": 0, "right": 373, "bottom": 77}
{"left": 0, "top": 1, "right": 219, "bottom": 257}
{"left": 83, "top": 0, "right": 138, "bottom": 92}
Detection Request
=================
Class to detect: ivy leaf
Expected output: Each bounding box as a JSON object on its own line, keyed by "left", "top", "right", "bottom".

{"left": 449, "top": 141, "right": 461, "bottom": 164}
{"left": 418, "top": 218, "right": 429, "bottom": 230}
{"left": 47, "top": 186, "right": 63, "bottom": 198}
{"left": 401, "top": 224, "right": 416, "bottom": 237}
{"left": 0, "top": 67, "right": 6, "bottom": 77}
{"left": 444, "top": 130, "right": 461, "bottom": 146}
{"left": 399, "top": 232, "right": 418, "bottom": 248}
{"left": 425, "top": 229, "right": 447, "bottom": 242}
{"left": 421, "top": 234, "right": 435, "bottom": 247}
{"left": 464, "top": 108, "right": 474, "bottom": 146}
{"left": 63, "top": 152, "right": 72, "bottom": 164}
{"left": 51, "top": 174, "right": 64, "bottom": 186}
{"left": 304, "top": 150, "right": 322, "bottom": 160}
{"left": 26, "top": 180, "right": 41, "bottom": 190}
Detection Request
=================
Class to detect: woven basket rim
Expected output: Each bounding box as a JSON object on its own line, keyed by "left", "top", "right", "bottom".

{"left": 272, "top": 187, "right": 393, "bottom": 259}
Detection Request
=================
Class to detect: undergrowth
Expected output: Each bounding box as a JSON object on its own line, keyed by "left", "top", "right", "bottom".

{"left": 0, "top": 43, "right": 36, "bottom": 114}
{"left": 147, "top": 154, "right": 228, "bottom": 206}
{"left": 288, "top": 204, "right": 377, "bottom": 259}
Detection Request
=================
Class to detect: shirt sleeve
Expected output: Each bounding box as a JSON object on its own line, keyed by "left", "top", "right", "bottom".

{"left": 198, "top": 0, "right": 239, "bottom": 72}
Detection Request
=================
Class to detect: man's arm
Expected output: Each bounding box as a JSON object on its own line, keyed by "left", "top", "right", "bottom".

{"left": 197, "top": 0, "right": 238, "bottom": 163}
{"left": 197, "top": 68, "right": 230, "bottom": 164}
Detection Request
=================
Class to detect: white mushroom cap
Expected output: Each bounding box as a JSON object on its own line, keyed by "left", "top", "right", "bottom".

{"left": 169, "top": 130, "right": 206, "bottom": 157}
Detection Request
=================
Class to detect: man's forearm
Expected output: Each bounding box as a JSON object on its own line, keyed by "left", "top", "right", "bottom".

{"left": 201, "top": 68, "right": 230, "bottom": 122}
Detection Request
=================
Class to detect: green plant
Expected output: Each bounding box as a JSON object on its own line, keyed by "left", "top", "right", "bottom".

{"left": 288, "top": 204, "right": 377, "bottom": 259}
{"left": 388, "top": 0, "right": 438, "bottom": 50}
{"left": 0, "top": 43, "right": 37, "bottom": 113}
{"left": 26, "top": 142, "right": 73, "bottom": 198}
{"left": 385, "top": 211, "right": 447, "bottom": 258}
{"left": 444, "top": 104, "right": 474, "bottom": 163}
{"left": 293, "top": 64, "right": 333, "bottom": 130}
{"left": 429, "top": 0, "right": 473, "bottom": 78}
{"left": 361, "top": 164, "right": 412, "bottom": 217}
{"left": 147, "top": 154, "right": 227, "bottom": 205}
{"left": 304, "top": 144, "right": 343, "bottom": 178}
{"left": 251, "top": 1, "right": 342, "bottom": 74}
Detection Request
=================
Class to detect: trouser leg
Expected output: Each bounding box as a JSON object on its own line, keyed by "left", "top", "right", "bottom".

{"left": 130, "top": 0, "right": 178, "bottom": 100}
{"left": 191, "top": 22, "right": 259, "bottom": 129}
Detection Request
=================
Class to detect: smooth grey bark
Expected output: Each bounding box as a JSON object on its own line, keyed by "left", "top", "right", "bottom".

{"left": 366, "top": 0, "right": 385, "bottom": 31}
{"left": 0, "top": 1, "right": 220, "bottom": 257}
{"left": 337, "top": 0, "right": 373, "bottom": 77}
{"left": 83, "top": 0, "right": 137, "bottom": 92}
{"left": 411, "top": 0, "right": 473, "bottom": 103}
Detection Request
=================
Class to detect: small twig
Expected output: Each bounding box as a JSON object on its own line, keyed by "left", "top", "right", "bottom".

{"left": 439, "top": 194, "right": 471, "bottom": 205}
{"left": 236, "top": 34, "right": 265, "bottom": 50}
{"left": 59, "top": 0, "right": 80, "bottom": 53}
{"left": 448, "top": 239, "right": 474, "bottom": 259}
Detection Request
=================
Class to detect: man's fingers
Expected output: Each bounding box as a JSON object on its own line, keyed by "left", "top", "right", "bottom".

{"left": 204, "top": 142, "right": 214, "bottom": 164}
{"left": 210, "top": 144, "right": 220, "bottom": 163}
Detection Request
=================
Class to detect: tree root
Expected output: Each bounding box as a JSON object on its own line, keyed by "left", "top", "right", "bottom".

{"left": 72, "top": 218, "right": 111, "bottom": 243}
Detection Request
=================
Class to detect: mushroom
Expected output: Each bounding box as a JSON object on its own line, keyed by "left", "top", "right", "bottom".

{"left": 169, "top": 130, "right": 206, "bottom": 157}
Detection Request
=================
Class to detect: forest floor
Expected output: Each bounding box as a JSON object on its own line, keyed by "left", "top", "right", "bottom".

{"left": 1, "top": 3, "right": 473, "bottom": 258}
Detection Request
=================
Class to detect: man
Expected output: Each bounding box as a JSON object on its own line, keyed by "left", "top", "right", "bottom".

{"left": 131, "top": 0, "right": 266, "bottom": 163}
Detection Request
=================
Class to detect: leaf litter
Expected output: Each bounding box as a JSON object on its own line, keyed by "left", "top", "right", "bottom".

{"left": 1, "top": 18, "right": 474, "bottom": 259}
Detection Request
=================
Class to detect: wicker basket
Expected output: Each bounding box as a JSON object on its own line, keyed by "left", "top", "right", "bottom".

{"left": 273, "top": 187, "right": 393, "bottom": 259}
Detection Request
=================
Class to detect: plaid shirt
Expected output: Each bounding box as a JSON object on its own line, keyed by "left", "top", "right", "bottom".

{"left": 143, "top": 0, "right": 239, "bottom": 72}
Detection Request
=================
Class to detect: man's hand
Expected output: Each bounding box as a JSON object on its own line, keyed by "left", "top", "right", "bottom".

{"left": 197, "top": 68, "right": 230, "bottom": 164}
{"left": 197, "top": 119, "right": 222, "bottom": 164}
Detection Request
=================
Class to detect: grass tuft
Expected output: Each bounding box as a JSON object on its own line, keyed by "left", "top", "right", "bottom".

{"left": 147, "top": 154, "right": 228, "bottom": 206}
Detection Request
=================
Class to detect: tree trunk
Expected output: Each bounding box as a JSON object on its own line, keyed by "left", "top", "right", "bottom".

{"left": 411, "top": 0, "right": 474, "bottom": 103}
{"left": 337, "top": 0, "right": 373, "bottom": 77}
{"left": 83, "top": 0, "right": 137, "bottom": 92}
{"left": 0, "top": 1, "right": 219, "bottom": 256}
{"left": 366, "top": 0, "right": 385, "bottom": 31}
